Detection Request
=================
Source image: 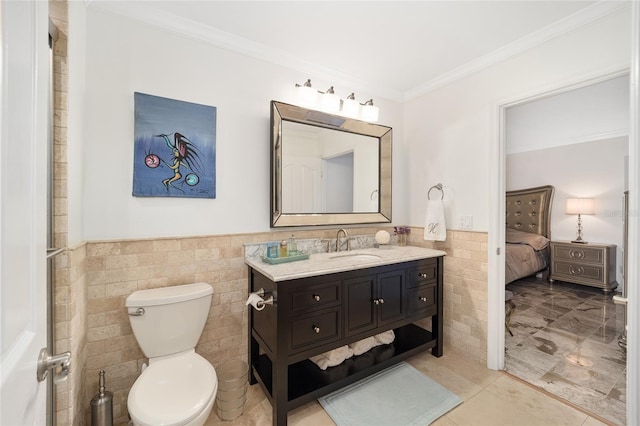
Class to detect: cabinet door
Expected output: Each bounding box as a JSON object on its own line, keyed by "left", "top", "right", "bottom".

{"left": 344, "top": 274, "right": 377, "bottom": 337}
{"left": 377, "top": 270, "right": 405, "bottom": 327}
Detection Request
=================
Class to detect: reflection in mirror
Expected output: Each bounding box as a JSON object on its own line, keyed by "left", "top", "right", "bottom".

{"left": 281, "top": 121, "right": 379, "bottom": 214}
{"left": 271, "top": 101, "right": 392, "bottom": 227}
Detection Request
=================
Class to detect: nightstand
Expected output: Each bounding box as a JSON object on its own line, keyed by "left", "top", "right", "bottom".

{"left": 549, "top": 241, "right": 617, "bottom": 292}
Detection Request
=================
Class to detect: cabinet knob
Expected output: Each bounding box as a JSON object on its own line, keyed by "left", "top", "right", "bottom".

{"left": 313, "top": 294, "right": 321, "bottom": 302}
{"left": 313, "top": 326, "right": 320, "bottom": 334}
{"left": 373, "top": 299, "right": 380, "bottom": 305}
{"left": 569, "top": 265, "right": 585, "bottom": 275}
{"left": 379, "top": 298, "right": 384, "bottom": 304}
{"left": 569, "top": 249, "right": 585, "bottom": 259}
{"left": 418, "top": 273, "right": 428, "bottom": 278}
{"left": 419, "top": 296, "right": 428, "bottom": 302}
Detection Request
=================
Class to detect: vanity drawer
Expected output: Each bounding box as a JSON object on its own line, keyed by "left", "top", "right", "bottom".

{"left": 407, "top": 261, "right": 438, "bottom": 288}
{"left": 407, "top": 284, "right": 437, "bottom": 316}
{"left": 290, "top": 280, "right": 341, "bottom": 313}
{"left": 290, "top": 307, "right": 341, "bottom": 353}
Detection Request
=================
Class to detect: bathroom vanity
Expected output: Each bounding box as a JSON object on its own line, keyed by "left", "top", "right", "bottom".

{"left": 245, "top": 246, "right": 446, "bottom": 425}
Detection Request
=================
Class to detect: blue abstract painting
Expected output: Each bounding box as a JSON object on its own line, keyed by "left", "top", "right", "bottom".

{"left": 133, "top": 92, "right": 216, "bottom": 198}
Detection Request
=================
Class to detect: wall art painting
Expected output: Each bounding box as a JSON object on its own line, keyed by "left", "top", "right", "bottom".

{"left": 133, "top": 92, "right": 216, "bottom": 198}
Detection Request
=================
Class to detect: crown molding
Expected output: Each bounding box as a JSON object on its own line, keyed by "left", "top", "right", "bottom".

{"left": 88, "top": 1, "right": 627, "bottom": 104}
{"left": 404, "top": 1, "right": 630, "bottom": 101}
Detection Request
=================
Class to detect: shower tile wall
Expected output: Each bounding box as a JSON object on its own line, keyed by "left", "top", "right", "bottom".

{"left": 79, "top": 229, "right": 488, "bottom": 425}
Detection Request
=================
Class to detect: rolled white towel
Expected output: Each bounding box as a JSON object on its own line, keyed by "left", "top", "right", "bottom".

{"left": 309, "top": 354, "right": 331, "bottom": 370}
{"left": 374, "top": 330, "right": 395, "bottom": 345}
{"left": 309, "top": 346, "right": 353, "bottom": 370}
{"left": 328, "top": 345, "right": 353, "bottom": 362}
{"left": 349, "top": 336, "right": 377, "bottom": 356}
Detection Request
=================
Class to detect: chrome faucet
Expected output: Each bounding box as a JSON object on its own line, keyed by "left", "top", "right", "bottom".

{"left": 335, "top": 228, "right": 351, "bottom": 252}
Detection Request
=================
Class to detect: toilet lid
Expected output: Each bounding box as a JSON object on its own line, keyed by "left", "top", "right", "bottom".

{"left": 128, "top": 353, "right": 217, "bottom": 426}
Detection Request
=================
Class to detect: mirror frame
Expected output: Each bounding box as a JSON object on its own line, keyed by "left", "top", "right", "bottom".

{"left": 271, "top": 100, "right": 392, "bottom": 227}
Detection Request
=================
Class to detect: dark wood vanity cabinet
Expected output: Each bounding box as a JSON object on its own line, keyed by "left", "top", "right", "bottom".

{"left": 344, "top": 270, "right": 405, "bottom": 337}
{"left": 247, "top": 256, "right": 444, "bottom": 426}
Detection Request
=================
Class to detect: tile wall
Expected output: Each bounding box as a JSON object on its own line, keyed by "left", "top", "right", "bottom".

{"left": 409, "top": 229, "right": 489, "bottom": 360}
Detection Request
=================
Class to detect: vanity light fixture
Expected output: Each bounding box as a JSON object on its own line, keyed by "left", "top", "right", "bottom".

{"left": 565, "top": 197, "right": 595, "bottom": 243}
{"left": 293, "top": 79, "right": 379, "bottom": 122}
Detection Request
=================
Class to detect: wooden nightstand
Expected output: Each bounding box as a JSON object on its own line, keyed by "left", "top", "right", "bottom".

{"left": 549, "top": 241, "right": 617, "bottom": 292}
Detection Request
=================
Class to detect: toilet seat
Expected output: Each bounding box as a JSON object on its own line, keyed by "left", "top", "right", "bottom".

{"left": 128, "top": 352, "right": 217, "bottom": 426}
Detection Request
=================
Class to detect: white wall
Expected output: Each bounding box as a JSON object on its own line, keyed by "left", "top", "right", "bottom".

{"left": 507, "top": 137, "right": 628, "bottom": 284}
{"left": 405, "top": 8, "right": 631, "bottom": 232}
{"left": 506, "top": 75, "right": 629, "bottom": 155}
{"left": 78, "top": 8, "right": 404, "bottom": 240}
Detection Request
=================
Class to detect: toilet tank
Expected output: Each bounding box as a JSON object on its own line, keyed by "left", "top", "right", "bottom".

{"left": 126, "top": 283, "right": 213, "bottom": 358}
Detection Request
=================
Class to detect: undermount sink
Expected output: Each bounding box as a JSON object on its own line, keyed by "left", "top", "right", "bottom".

{"left": 329, "top": 252, "right": 382, "bottom": 262}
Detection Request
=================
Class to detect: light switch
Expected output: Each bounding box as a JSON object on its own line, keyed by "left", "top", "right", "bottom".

{"left": 459, "top": 215, "right": 473, "bottom": 230}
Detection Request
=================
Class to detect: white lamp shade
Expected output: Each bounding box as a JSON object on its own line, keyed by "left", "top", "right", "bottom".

{"left": 361, "top": 104, "right": 379, "bottom": 122}
{"left": 322, "top": 92, "right": 341, "bottom": 112}
{"left": 566, "top": 198, "right": 595, "bottom": 215}
{"left": 297, "top": 85, "right": 317, "bottom": 106}
{"left": 341, "top": 98, "right": 360, "bottom": 117}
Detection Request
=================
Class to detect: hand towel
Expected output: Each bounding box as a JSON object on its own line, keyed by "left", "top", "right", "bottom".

{"left": 424, "top": 199, "right": 447, "bottom": 241}
{"left": 374, "top": 330, "right": 395, "bottom": 345}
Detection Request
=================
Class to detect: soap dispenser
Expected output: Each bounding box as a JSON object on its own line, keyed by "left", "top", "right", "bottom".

{"left": 288, "top": 235, "right": 297, "bottom": 256}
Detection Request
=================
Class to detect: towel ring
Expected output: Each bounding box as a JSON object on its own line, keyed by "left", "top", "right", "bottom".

{"left": 428, "top": 183, "right": 444, "bottom": 200}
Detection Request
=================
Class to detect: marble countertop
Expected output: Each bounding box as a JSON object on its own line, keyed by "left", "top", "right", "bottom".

{"left": 245, "top": 245, "right": 446, "bottom": 282}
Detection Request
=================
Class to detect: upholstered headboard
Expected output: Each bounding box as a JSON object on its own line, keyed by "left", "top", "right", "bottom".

{"left": 506, "top": 185, "right": 555, "bottom": 239}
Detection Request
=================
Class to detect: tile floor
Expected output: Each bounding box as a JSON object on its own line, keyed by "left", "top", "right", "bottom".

{"left": 204, "top": 346, "right": 609, "bottom": 425}
{"left": 505, "top": 277, "right": 626, "bottom": 426}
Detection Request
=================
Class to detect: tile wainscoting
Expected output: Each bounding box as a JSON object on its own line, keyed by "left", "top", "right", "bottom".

{"left": 58, "top": 228, "right": 488, "bottom": 425}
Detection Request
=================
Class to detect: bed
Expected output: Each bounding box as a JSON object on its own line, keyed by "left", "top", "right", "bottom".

{"left": 505, "top": 185, "right": 555, "bottom": 285}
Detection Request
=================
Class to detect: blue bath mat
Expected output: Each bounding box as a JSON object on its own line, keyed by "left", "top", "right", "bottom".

{"left": 318, "top": 362, "right": 462, "bottom": 426}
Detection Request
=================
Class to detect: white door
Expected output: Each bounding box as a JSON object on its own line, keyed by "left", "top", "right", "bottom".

{"left": 0, "top": 1, "right": 50, "bottom": 424}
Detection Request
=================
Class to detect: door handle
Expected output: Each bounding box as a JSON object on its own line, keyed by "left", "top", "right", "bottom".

{"left": 37, "top": 348, "right": 71, "bottom": 383}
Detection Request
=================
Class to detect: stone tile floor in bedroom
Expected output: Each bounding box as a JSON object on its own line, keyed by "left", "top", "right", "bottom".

{"left": 505, "top": 277, "right": 626, "bottom": 426}
{"left": 204, "top": 346, "right": 610, "bottom": 426}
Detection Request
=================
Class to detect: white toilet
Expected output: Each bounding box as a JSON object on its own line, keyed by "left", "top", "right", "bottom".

{"left": 126, "top": 282, "right": 218, "bottom": 426}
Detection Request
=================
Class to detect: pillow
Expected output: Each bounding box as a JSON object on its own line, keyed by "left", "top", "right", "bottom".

{"left": 506, "top": 228, "right": 549, "bottom": 251}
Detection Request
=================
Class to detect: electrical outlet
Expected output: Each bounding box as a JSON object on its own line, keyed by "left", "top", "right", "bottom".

{"left": 459, "top": 215, "right": 473, "bottom": 230}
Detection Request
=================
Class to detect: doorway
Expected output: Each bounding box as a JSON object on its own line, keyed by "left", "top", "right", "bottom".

{"left": 487, "top": 71, "right": 632, "bottom": 424}
{"left": 323, "top": 152, "right": 354, "bottom": 213}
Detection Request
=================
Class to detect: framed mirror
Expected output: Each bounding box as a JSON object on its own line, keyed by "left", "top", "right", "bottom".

{"left": 271, "top": 101, "right": 392, "bottom": 227}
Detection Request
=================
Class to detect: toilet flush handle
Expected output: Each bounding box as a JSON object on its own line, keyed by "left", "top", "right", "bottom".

{"left": 128, "top": 307, "right": 145, "bottom": 316}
